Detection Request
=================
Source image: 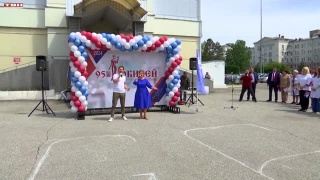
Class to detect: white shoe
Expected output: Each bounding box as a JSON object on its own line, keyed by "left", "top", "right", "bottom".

{"left": 108, "top": 117, "right": 114, "bottom": 122}
{"left": 122, "top": 116, "right": 128, "bottom": 121}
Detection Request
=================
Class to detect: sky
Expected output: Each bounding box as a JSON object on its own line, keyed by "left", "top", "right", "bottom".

{"left": 201, "top": 0, "right": 320, "bottom": 47}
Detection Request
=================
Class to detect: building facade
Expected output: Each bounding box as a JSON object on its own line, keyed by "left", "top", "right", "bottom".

{"left": 0, "top": 0, "right": 201, "bottom": 91}
{"left": 251, "top": 31, "right": 320, "bottom": 70}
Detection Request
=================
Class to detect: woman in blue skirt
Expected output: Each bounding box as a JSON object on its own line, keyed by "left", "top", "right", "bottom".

{"left": 133, "top": 70, "right": 158, "bottom": 120}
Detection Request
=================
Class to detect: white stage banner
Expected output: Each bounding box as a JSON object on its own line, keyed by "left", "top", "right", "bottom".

{"left": 85, "top": 49, "right": 167, "bottom": 109}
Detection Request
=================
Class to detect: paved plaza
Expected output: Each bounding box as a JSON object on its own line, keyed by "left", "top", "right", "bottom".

{"left": 1, "top": 84, "right": 320, "bottom": 180}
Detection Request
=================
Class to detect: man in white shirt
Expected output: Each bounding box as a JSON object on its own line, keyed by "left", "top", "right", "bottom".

{"left": 108, "top": 66, "right": 129, "bottom": 122}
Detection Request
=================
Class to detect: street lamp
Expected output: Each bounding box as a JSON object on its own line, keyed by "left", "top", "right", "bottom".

{"left": 259, "top": 0, "right": 263, "bottom": 73}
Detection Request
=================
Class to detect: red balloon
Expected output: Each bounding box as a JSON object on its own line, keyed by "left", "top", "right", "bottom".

{"left": 83, "top": 71, "right": 88, "bottom": 77}
{"left": 70, "top": 56, "right": 77, "bottom": 62}
{"left": 100, "top": 45, "right": 107, "bottom": 51}
{"left": 120, "top": 34, "right": 125, "bottom": 38}
{"left": 179, "top": 56, "right": 183, "bottom": 61}
{"left": 159, "top": 38, "right": 165, "bottom": 43}
{"left": 125, "top": 36, "right": 130, "bottom": 42}
{"left": 74, "top": 100, "right": 81, "bottom": 107}
{"left": 70, "top": 91, "right": 75, "bottom": 96}
{"left": 69, "top": 51, "right": 74, "bottom": 56}
{"left": 81, "top": 31, "right": 87, "bottom": 36}
{"left": 78, "top": 66, "right": 85, "bottom": 73}
{"left": 129, "top": 35, "right": 134, "bottom": 39}
{"left": 175, "top": 59, "right": 181, "bottom": 65}
{"left": 91, "top": 36, "right": 98, "bottom": 44}
{"left": 146, "top": 47, "right": 151, "bottom": 52}
{"left": 73, "top": 61, "right": 81, "bottom": 68}
{"left": 174, "top": 91, "right": 180, "bottom": 97}
{"left": 163, "top": 36, "right": 168, "bottom": 41}
{"left": 151, "top": 44, "right": 156, "bottom": 51}
{"left": 172, "top": 96, "right": 179, "bottom": 102}
{"left": 165, "top": 71, "right": 171, "bottom": 78}
{"left": 71, "top": 95, "right": 78, "bottom": 101}
{"left": 95, "top": 41, "right": 102, "bottom": 48}
{"left": 169, "top": 101, "right": 175, "bottom": 107}
{"left": 171, "top": 62, "right": 178, "bottom": 68}
{"left": 86, "top": 32, "right": 92, "bottom": 40}
{"left": 155, "top": 41, "right": 161, "bottom": 47}
{"left": 78, "top": 105, "right": 85, "bottom": 112}
{"left": 168, "top": 67, "right": 174, "bottom": 73}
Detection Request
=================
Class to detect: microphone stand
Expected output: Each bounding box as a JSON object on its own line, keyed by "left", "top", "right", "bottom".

{"left": 224, "top": 72, "right": 238, "bottom": 110}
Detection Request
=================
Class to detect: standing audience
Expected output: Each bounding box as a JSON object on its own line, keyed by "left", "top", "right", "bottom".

{"left": 247, "top": 67, "right": 259, "bottom": 101}
{"left": 310, "top": 67, "right": 320, "bottom": 113}
{"left": 291, "top": 70, "right": 300, "bottom": 104}
{"left": 279, "top": 70, "right": 291, "bottom": 103}
{"left": 239, "top": 70, "right": 257, "bottom": 102}
{"left": 267, "top": 67, "right": 281, "bottom": 102}
{"left": 297, "top": 67, "right": 312, "bottom": 112}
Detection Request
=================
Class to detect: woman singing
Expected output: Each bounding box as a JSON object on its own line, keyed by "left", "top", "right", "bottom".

{"left": 133, "top": 70, "right": 158, "bottom": 120}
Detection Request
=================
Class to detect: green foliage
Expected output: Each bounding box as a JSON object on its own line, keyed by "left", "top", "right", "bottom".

{"left": 201, "top": 38, "right": 224, "bottom": 61}
{"left": 263, "top": 62, "right": 292, "bottom": 73}
{"left": 298, "top": 62, "right": 305, "bottom": 72}
{"left": 225, "top": 40, "right": 251, "bottom": 74}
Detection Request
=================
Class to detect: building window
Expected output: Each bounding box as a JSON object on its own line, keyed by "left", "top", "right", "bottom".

{"left": 269, "top": 59, "right": 272, "bottom": 62}
{"left": 268, "top": 52, "right": 272, "bottom": 57}
{"left": 3, "top": 0, "right": 47, "bottom": 9}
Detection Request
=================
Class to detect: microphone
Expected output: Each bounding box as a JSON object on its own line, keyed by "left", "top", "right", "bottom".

{"left": 120, "top": 73, "right": 123, "bottom": 77}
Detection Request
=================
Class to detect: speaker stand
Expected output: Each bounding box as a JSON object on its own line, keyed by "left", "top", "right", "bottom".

{"left": 28, "top": 71, "right": 56, "bottom": 117}
{"left": 185, "top": 70, "right": 204, "bottom": 107}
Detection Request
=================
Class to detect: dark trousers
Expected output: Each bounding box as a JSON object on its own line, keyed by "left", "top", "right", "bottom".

{"left": 268, "top": 82, "right": 278, "bottom": 101}
{"left": 311, "top": 98, "right": 320, "bottom": 112}
{"left": 240, "top": 86, "right": 256, "bottom": 101}
{"left": 247, "top": 83, "right": 256, "bottom": 100}
{"left": 180, "top": 89, "right": 187, "bottom": 101}
{"left": 299, "top": 90, "right": 310, "bottom": 110}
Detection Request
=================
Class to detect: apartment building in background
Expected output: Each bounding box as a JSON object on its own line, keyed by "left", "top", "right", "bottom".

{"left": 0, "top": 0, "right": 201, "bottom": 91}
{"left": 221, "top": 43, "right": 232, "bottom": 57}
{"left": 250, "top": 30, "right": 320, "bottom": 70}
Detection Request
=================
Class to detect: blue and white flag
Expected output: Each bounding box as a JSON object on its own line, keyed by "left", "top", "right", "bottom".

{"left": 196, "top": 49, "right": 208, "bottom": 94}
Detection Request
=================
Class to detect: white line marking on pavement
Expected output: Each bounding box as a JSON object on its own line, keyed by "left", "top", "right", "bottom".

{"left": 132, "top": 129, "right": 139, "bottom": 134}
{"left": 281, "top": 165, "right": 292, "bottom": 170}
{"left": 183, "top": 124, "right": 274, "bottom": 180}
{"left": 28, "top": 134, "right": 136, "bottom": 180}
{"left": 133, "top": 173, "right": 158, "bottom": 180}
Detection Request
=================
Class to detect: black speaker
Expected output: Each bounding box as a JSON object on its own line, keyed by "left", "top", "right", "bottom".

{"left": 189, "top": 57, "right": 197, "bottom": 70}
{"left": 132, "top": 21, "right": 145, "bottom": 36}
{"left": 36, "top": 55, "right": 47, "bottom": 71}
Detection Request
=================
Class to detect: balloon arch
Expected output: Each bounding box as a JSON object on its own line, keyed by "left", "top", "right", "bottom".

{"left": 68, "top": 31, "right": 182, "bottom": 115}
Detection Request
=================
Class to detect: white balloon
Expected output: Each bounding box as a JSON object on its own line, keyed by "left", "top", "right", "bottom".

{"left": 85, "top": 40, "right": 92, "bottom": 47}
{"left": 74, "top": 51, "right": 81, "bottom": 57}
{"left": 74, "top": 71, "right": 81, "bottom": 78}
{"left": 68, "top": 42, "right": 74, "bottom": 48}
{"left": 101, "top": 38, "right": 107, "bottom": 45}
{"left": 75, "top": 91, "right": 82, "bottom": 97}
{"left": 78, "top": 56, "right": 85, "bottom": 63}
{"left": 75, "top": 32, "right": 82, "bottom": 39}
{"left": 165, "top": 96, "right": 171, "bottom": 102}
{"left": 160, "top": 45, "right": 165, "bottom": 51}
{"left": 129, "top": 39, "right": 136, "bottom": 46}
{"left": 79, "top": 95, "right": 86, "bottom": 102}
{"left": 174, "top": 54, "right": 180, "bottom": 59}
{"left": 166, "top": 62, "right": 171, "bottom": 68}
{"left": 151, "top": 37, "right": 157, "bottom": 43}
{"left": 177, "top": 45, "right": 182, "bottom": 51}
{"left": 177, "top": 83, "right": 181, "bottom": 88}
{"left": 124, "top": 43, "right": 131, "bottom": 49}
{"left": 79, "top": 76, "right": 86, "bottom": 83}
{"left": 169, "top": 57, "right": 175, "bottom": 62}
{"left": 92, "top": 32, "right": 97, "bottom": 37}
{"left": 106, "top": 42, "right": 112, "bottom": 48}
{"left": 71, "top": 45, "right": 78, "bottom": 52}
{"left": 142, "top": 44, "right": 148, "bottom": 50}
{"left": 70, "top": 32, "right": 76, "bottom": 36}
{"left": 172, "top": 87, "right": 178, "bottom": 93}
{"left": 172, "top": 70, "right": 179, "bottom": 76}
{"left": 83, "top": 81, "right": 89, "bottom": 86}
{"left": 97, "top": 34, "right": 103, "bottom": 41}
{"left": 169, "top": 38, "right": 175, "bottom": 43}
{"left": 71, "top": 82, "right": 75, "bottom": 87}
{"left": 175, "top": 66, "right": 180, "bottom": 71}
{"left": 116, "top": 35, "right": 121, "bottom": 40}
{"left": 169, "top": 91, "right": 174, "bottom": 97}
{"left": 146, "top": 41, "right": 152, "bottom": 47}
{"left": 71, "top": 86, "right": 78, "bottom": 92}
{"left": 134, "top": 36, "right": 139, "bottom": 41}
{"left": 82, "top": 61, "right": 88, "bottom": 67}
{"left": 70, "top": 101, "right": 74, "bottom": 107}
{"left": 82, "top": 100, "right": 88, "bottom": 106}
{"left": 80, "top": 35, "right": 87, "bottom": 42}
{"left": 69, "top": 62, "right": 74, "bottom": 68}
{"left": 166, "top": 79, "right": 171, "bottom": 84}
{"left": 71, "top": 106, "right": 78, "bottom": 113}
{"left": 70, "top": 67, "right": 77, "bottom": 72}
{"left": 169, "top": 75, "right": 174, "bottom": 80}
{"left": 91, "top": 45, "right": 98, "bottom": 50}
{"left": 120, "top": 39, "right": 126, "bottom": 45}
{"left": 111, "top": 34, "right": 116, "bottom": 38}
{"left": 163, "top": 41, "right": 170, "bottom": 47}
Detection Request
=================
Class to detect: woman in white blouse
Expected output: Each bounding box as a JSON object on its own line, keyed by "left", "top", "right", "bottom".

{"left": 310, "top": 67, "right": 320, "bottom": 113}
{"left": 297, "top": 67, "right": 312, "bottom": 112}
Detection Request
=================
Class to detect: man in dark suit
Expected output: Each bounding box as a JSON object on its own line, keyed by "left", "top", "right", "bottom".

{"left": 247, "top": 67, "right": 259, "bottom": 101}
{"left": 266, "top": 67, "right": 281, "bottom": 102}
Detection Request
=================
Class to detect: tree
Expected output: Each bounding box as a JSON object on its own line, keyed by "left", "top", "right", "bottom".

{"left": 263, "top": 62, "right": 292, "bottom": 73}
{"left": 201, "top": 38, "right": 224, "bottom": 61}
{"left": 225, "top": 40, "right": 251, "bottom": 74}
{"left": 298, "top": 62, "right": 305, "bottom": 72}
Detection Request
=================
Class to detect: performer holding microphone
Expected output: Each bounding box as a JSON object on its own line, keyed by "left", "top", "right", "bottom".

{"left": 108, "top": 66, "right": 130, "bottom": 122}
{"left": 133, "top": 70, "right": 158, "bottom": 120}
{"left": 239, "top": 70, "right": 257, "bottom": 102}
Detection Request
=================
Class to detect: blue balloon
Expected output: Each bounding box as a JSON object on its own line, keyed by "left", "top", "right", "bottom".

{"left": 165, "top": 58, "right": 170, "bottom": 62}
{"left": 171, "top": 42, "right": 177, "bottom": 49}
{"left": 78, "top": 45, "right": 85, "bottom": 53}
{"left": 69, "top": 72, "right": 74, "bottom": 77}
{"left": 101, "top": 33, "right": 107, "bottom": 38}
{"left": 137, "top": 40, "right": 144, "bottom": 46}
{"left": 128, "top": 47, "right": 133, "bottom": 52}
{"left": 121, "top": 46, "right": 126, "bottom": 51}
{"left": 133, "top": 44, "right": 139, "bottom": 50}
{"left": 166, "top": 92, "right": 169, "bottom": 96}
{"left": 176, "top": 39, "right": 181, "bottom": 45}
{"left": 173, "top": 48, "right": 179, "bottom": 55}
{"left": 142, "top": 37, "right": 148, "bottom": 43}
{"left": 172, "top": 79, "right": 179, "bottom": 84}
{"left": 116, "top": 42, "right": 122, "bottom": 49}
{"left": 84, "top": 91, "right": 89, "bottom": 97}
{"left": 74, "top": 39, "right": 81, "bottom": 46}
{"left": 166, "top": 88, "right": 171, "bottom": 93}
{"left": 68, "top": 35, "right": 76, "bottom": 42}
{"left": 75, "top": 81, "right": 82, "bottom": 88}
{"left": 167, "top": 53, "right": 174, "bottom": 58}
{"left": 166, "top": 45, "right": 172, "bottom": 51}
{"left": 175, "top": 75, "right": 181, "bottom": 80}
{"left": 82, "top": 52, "right": 88, "bottom": 58}
{"left": 169, "top": 83, "right": 174, "bottom": 89}
{"left": 106, "top": 34, "right": 112, "bottom": 41}
{"left": 71, "top": 77, "right": 78, "bottom": 83}
{"left": 111, "top": 38, "right": 117, "bottom": 45}
{"left": 80, "top": 86, "right": 87, "bottom": 93}
{"left": 146, "top": 36, "right": 151, "bottom": 40}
